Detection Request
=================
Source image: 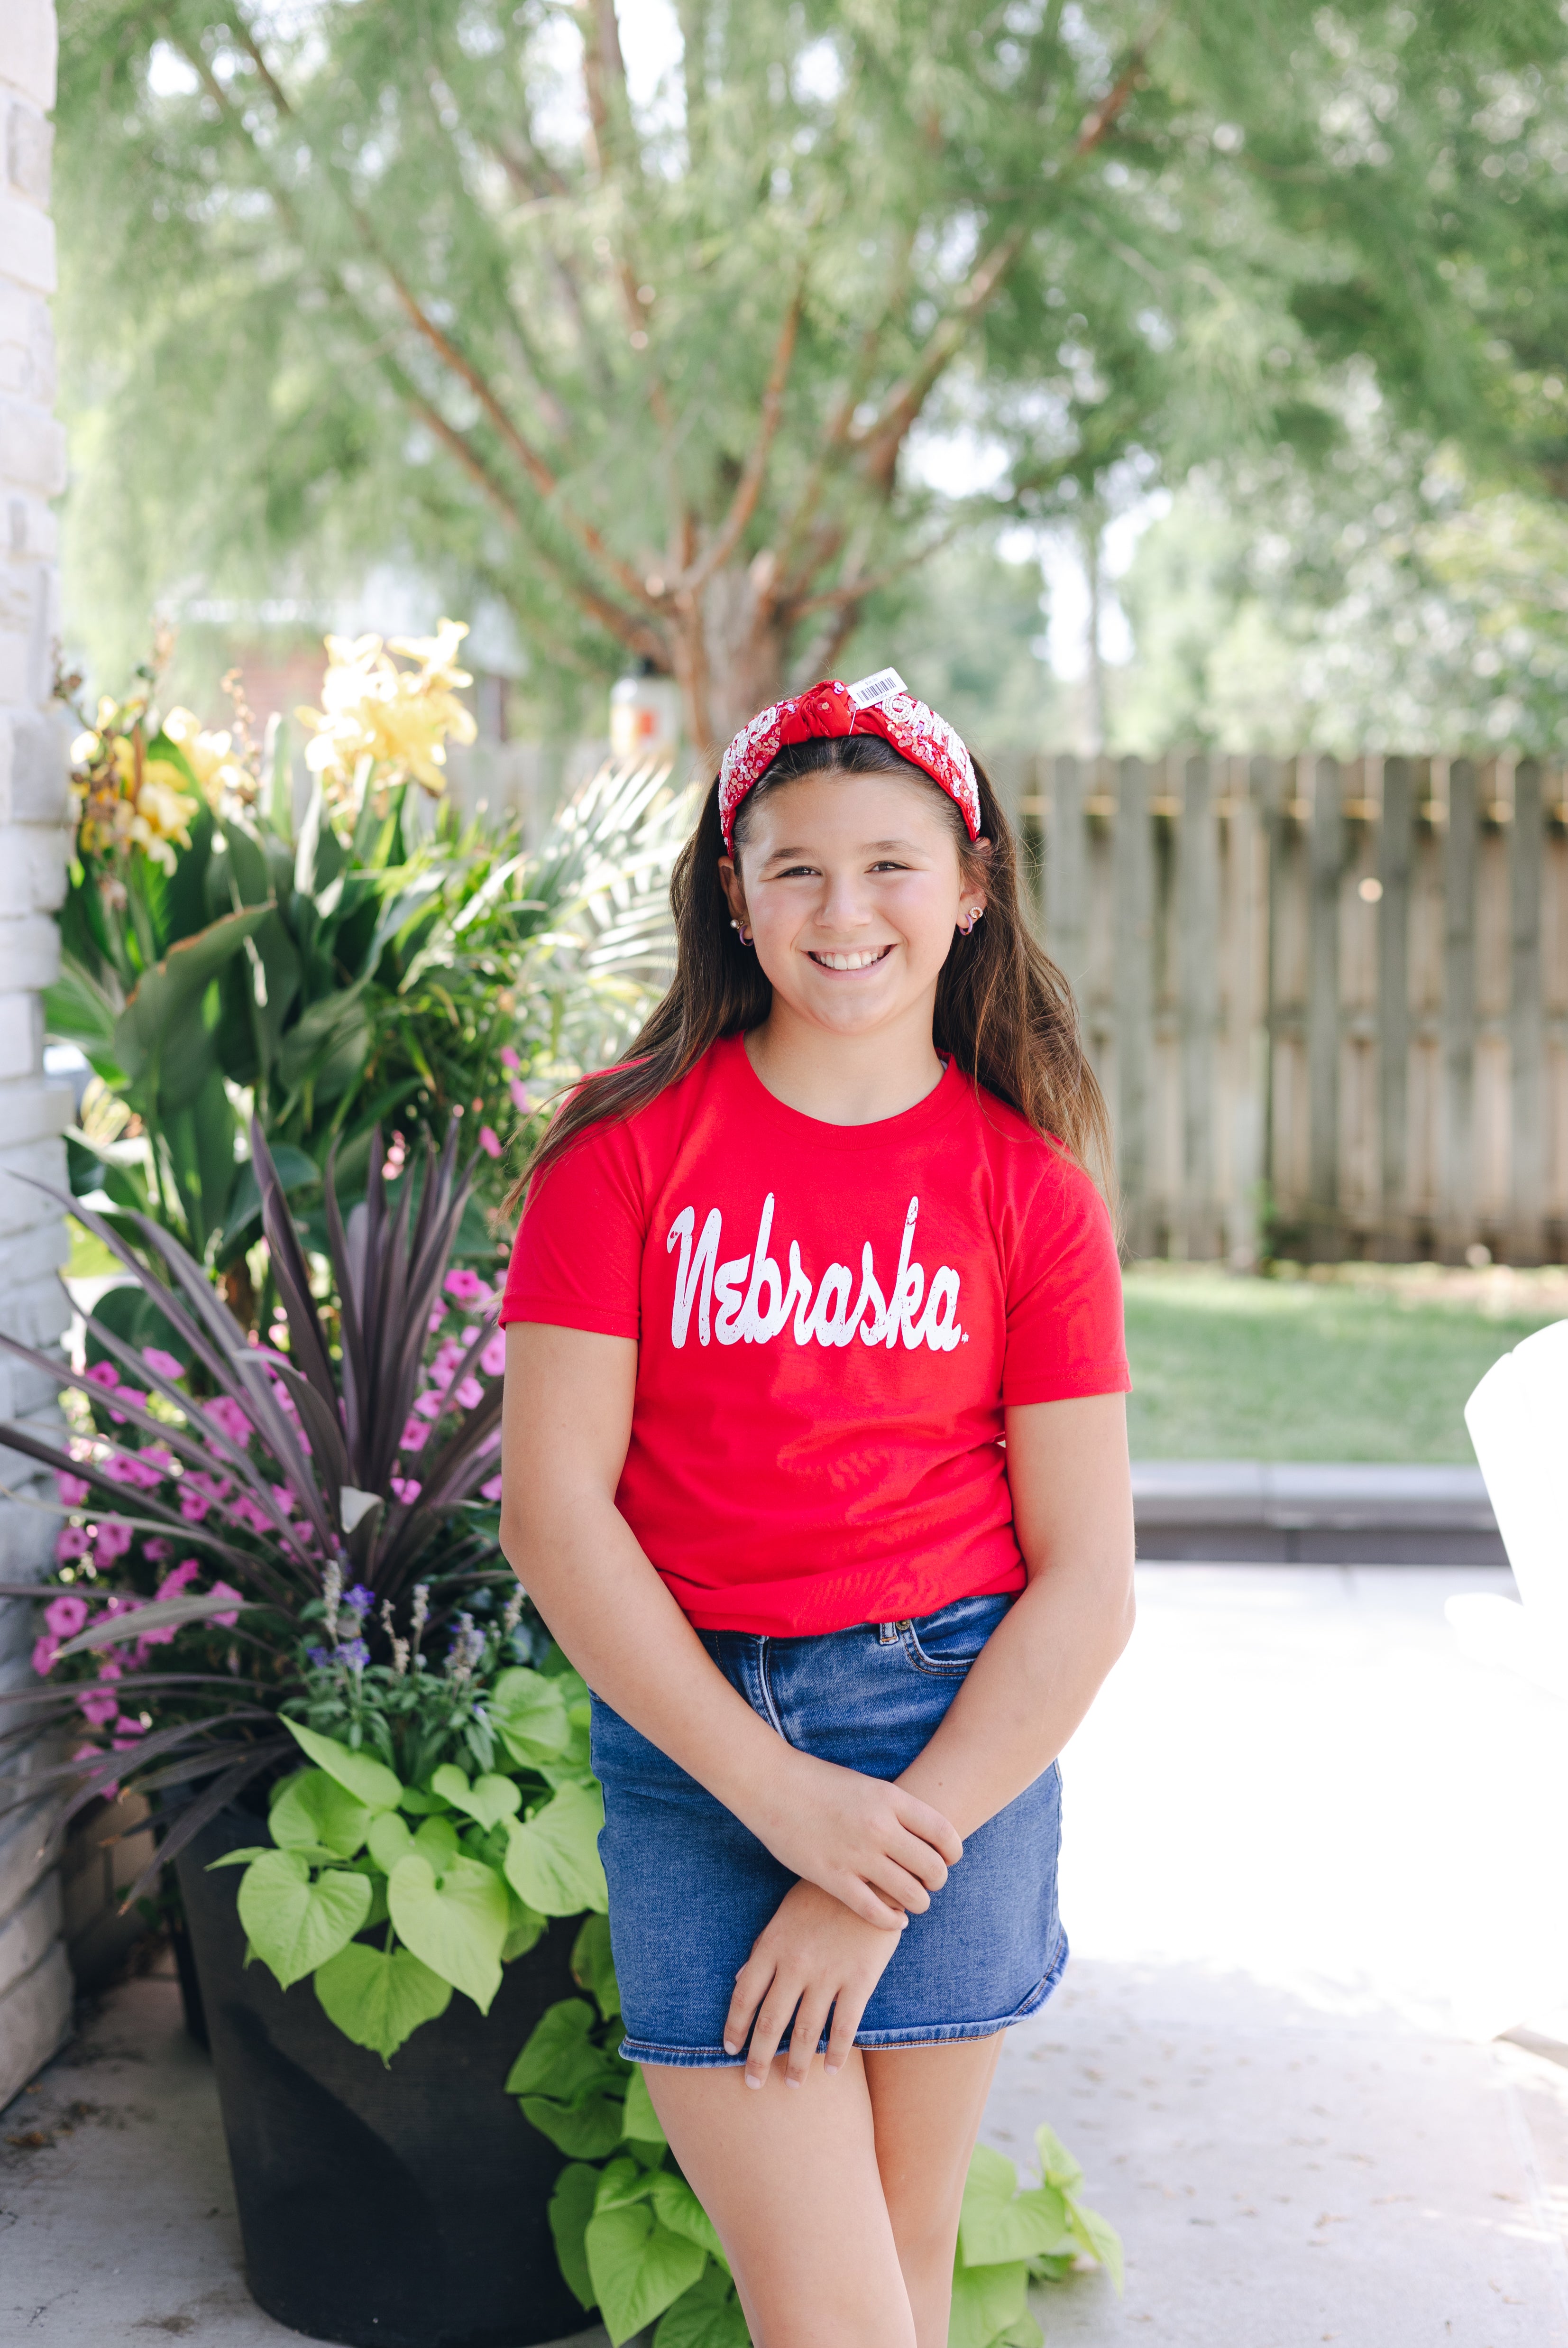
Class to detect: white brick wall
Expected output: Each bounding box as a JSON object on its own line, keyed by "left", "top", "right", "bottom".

{"left": 0, "top": 0, "right": 74, "bottom": 2109}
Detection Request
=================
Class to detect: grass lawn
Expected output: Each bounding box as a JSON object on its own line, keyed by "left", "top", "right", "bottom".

{"left": 1123, "top": 1263, "right": 1568, "bottom": 1463}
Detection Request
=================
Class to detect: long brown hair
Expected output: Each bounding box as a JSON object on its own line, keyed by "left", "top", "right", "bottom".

{"left": 518, "top": 735, "right": 1113, "bottom": 1200}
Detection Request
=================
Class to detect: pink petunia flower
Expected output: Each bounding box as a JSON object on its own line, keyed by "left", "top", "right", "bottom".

{"left": 500, "top": 1046, "right": 520, "bottom": 1070}
{"left": 203, "top": 1396, "right": 253, "bottom": 1446}
{"left": 509, "top": 1077, "right": 533, "bottom": 1115}
{"left": 85, "top": 1361, "right": 119, "bottom": 1390}
{"left": 179, "top": 1490, "right": 210, "bottom": 1524}
{"left": 477, "top": 1125, "right": 502, "bottom": 1159}
{"left": 94, "top": 1520, "right": 133, "bottom": 1562}
{"left": 427, "top": 1303, "right": 447, "bottom": 1334}
{"left": 269, "top": 1484, "right": 294, "bottom": 1517}
{"left": 143, "top": 1538, "right": 171, "bottom": 1563}
{"left": 102, "top": 1452, "right": 164, "bottom": 1492}
{"left": 77, "top": 1686, "right": 120, "bottom": 1727}
{"left": 481, "top": 1331, "right": 506, "bottom": 1378}
{"left": 111, "top": 1715, "right": 149, "bottom": 1749}
{"left": 142, "top": 1347, "right": 186, "bottom": 1382}
{"left": 45, "top": 1593, "right": 90, "bottom": 1639}
{"left": 400, "top": 1417, "right": 429, "bottom": 1452}
{"left": 57, "top": 1472, "right": 90, "bottom": 1508}
{"left": 479, "top": 1473, "right": 504, "bottom": 1503}
{"left": 454, "top": 1377, "right": 484, "bottom": 1410}
{"left": 55, "top": 1526, "right": 91, "bottom": 1563}
{"left": 389, "top": 1477, "right": 422, "bottom": 1506}
{"left": 107, "top": 1388, "right": 148, "bottom": 1426}
{"left": 207, "top": 1582, "right": 243, "bottom": 1629}
{"left": 413, "top": 1389, "right": 444, "bottom": 1420}
{"left": 31, "top": 1634, "right": 59, "bottom": 1676}
{"left": 443, "top": 1268, "right": 484, "bottom": 1305}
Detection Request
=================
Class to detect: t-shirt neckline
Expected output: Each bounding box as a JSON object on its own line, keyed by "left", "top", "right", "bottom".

{"left": 725, "top": 1031, "right": 964, "bottom": 1151}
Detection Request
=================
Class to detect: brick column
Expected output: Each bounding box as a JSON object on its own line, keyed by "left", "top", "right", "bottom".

{"left": 0, "top": 0, "right": 75, "bottom": 2107}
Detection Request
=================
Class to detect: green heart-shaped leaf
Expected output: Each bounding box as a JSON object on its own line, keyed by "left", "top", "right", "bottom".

{"left": 622, "top": 2066, "right": 668, "bottom": 2149}
{"left": 367, "top": 1811, "right": 414, "bottom": 1873}
{"left": 585, "top": 2204, "right": 706, "bottom": 2347}
{"left": 491, "top": 1666, "right": 570, "bottom": 1765}
{"left": 504, "top": 1781, "right": 607, "bottom": 1916}
{"left": 649, "top": 2173, "right": 723, "bottom": 2265}
{"left": 502, "top": 1886, "right": 546, "bottom": 1961}
{"left": 504, "top": 1998, "right": 615, "bottom": 2102}
{"left": 386, "top": 1852, "right": 508, "bottom": 2013}
{"left": 571, "top": 1912, "right": 621, "bottom": 2021}
{"left": 283, "top": 1717, "right": 403, "bottom": 1813}
{"left": 946, "top": 2253, "right": 1032, "bottom": 2348}
{"left": 431, "top": 1762, "right": 523, "bottom": 1830}
{"left": 958, "top": 2145, "right": 1073, "bottom": 2266}
{"left": 651, "top": 2262, "right": 751, "bottom": 2348}
{"left": 270, "top": 1768, "right": 372, "bottom": 1860}
{"left": 411, "top": 1815, "right": 461, "bottom": 1871}
{"left": 237, "top": 1851, "right": 371, "bottom": 1991}
{"left": 313, "top": 1940, "right": 452, "bottom": 2061}
{"left": 548, "top": 2163, "right": 601, "bottom": 2312}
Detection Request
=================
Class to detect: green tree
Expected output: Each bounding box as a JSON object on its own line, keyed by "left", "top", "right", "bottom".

{"left": 55, "top": 3, "right": 1568, "bottom": 745}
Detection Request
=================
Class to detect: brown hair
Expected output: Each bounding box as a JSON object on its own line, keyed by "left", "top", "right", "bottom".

{"left": 517, "top": 734, "right": 1113, "bottom": 1201}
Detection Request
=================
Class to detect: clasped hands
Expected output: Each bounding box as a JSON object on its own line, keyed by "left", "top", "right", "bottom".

{"left": 723, "top": 1754, "right": 963, "bottom": 2090}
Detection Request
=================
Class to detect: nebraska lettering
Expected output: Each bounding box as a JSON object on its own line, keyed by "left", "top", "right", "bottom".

{"left": 665, "top": 1196, "right": 963, "bottom": 1354}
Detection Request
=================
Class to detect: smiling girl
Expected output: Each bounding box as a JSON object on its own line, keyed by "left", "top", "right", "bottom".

{"left": 499, "top": 674, "right": 1134, "bottom": 2348}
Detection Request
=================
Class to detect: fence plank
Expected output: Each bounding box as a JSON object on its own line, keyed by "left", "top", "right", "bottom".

{"left": 1044, "top": 755, "right": 1089, "bottom": 997}
{"left": 1509, "top": 760, "right": 1547, "bottom": 1263}
{"left": 1376, "top": 757, "right": 1417, "bottom": 1260}
{"left": 1305, "top": 755, "right": 1343, "bottom": 1257}
{"left": 1442, "top": 759, "right": 1479, "bottom": 1261}
{"left": 1115, "top": 758, "right": 1156, "bottom": 1255}
{"left": 1177, "top": 755, "right": 1220, "bottom": 1256}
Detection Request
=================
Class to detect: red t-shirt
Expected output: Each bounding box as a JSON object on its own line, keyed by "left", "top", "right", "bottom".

{"left": 500, "top": 1035, "right": 1128, "bottom": 1637}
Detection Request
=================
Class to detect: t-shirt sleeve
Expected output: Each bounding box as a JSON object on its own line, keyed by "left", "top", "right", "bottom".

{"left": 1001, "top": 1153, "right": 1130, "bottom": 1407}
{"left": 499, "top": 1123, "right": 646, "bottom": 1338}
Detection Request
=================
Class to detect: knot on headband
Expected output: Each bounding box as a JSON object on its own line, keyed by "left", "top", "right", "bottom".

{"left": 717, "top": 669, "right": 982, "bottom": 852}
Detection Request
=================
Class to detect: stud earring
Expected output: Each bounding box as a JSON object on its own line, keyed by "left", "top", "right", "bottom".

{"left": 730, "top": 918, "right": 753, "bottom": 944}
{"left": 962, "top": 908, "right": 984, "bottom": 936}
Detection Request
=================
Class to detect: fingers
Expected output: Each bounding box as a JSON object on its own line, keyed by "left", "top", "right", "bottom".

{"left": 825, "top": 1982, "right": 871, "bottom": 2076}
{"left": 892, "top": 1788, "right": 964, "bottom": 1868}
{"left": 743, "top": 1972, "right": 800, "bottom": 2088}
{"left": 783, "top": 1988, "right": 834, "bottom": 2089}
{"left": 828, "top": 1871, "right": 914, "bottom": 1931}
{"left": 889, "top": 1821, "right": 953, "bottom": 1893}
{"left": 722, "top": 1946, "right": 775, "bottom": 2058}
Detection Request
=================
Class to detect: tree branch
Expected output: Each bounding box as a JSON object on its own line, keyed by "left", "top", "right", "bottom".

{"left": 677, "top": 273, "right": 805, "bottom": 599}
{"left": 846, "top": 14, "right": 1165, "bottom": 495}
{"left": 215, "top": 8, "right": 665, "bottom": 628}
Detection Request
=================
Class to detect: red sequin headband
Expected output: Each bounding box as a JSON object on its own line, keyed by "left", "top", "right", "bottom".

{"left": 717, "top": 669, "right": 982, "bottom": 853}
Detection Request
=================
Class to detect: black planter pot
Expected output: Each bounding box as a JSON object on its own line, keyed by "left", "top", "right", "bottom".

{"left": 176, "top": 1805, "right": 585, "bottom": 2348}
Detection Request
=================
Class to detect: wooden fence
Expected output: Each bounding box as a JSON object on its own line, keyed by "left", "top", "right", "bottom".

{"left": 982, "top": 753, "right": 1568, "bottom": 1265}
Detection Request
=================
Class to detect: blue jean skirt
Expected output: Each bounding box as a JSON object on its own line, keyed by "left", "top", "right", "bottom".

{"left": 591, "top": 1590, "right": 1067, "bottom": 2068}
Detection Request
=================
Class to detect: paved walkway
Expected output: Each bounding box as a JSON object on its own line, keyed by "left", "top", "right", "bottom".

{"left": 4, "top": 1565, "right": 1568, "bottom": 2346}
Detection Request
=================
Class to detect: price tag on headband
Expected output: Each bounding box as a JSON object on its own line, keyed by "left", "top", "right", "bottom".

{"left": 847, "top": 668, "right": 907, "bottom": 710}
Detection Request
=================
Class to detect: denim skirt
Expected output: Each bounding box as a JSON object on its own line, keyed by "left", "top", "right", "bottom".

{"left": 591, "top": 1590, "right": 1067, "bottom": 2068}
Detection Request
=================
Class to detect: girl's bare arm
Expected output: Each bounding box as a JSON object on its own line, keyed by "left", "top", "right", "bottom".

{"left": 893, "top": 1390, "right": 1136, "bottom": 1835}
{"left": 726, "top": 1391, "right": 1135, "bottom": 2085}
{"left": 499, "top": 1321, "right": 962, "bottom": 1931}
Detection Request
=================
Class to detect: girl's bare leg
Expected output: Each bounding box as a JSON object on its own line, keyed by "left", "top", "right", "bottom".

{"left": 644, "top": 2035, "right": 1003, "bottom": 2348}
{"left": 865, "top": 2037, "right": 1003, "bottom": 2348}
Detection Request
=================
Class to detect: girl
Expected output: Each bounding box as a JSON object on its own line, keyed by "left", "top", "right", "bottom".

{"left": 499, "top": 673, "right": 1135, "bottom": 2348}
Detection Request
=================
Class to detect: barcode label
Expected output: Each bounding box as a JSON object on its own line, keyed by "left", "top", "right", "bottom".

{"left": 847, "top": 667, "right": 907, "bottom": 709}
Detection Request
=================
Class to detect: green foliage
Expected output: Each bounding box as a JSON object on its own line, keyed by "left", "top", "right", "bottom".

{"left": 219, "top": 1684, "right": 606, "bottom": 2055}
{"left": 48, "top": 654, "right": 689, "bottom": 1263}
{"left": 59, "top": 1, "right": 1539, "bottom": 735}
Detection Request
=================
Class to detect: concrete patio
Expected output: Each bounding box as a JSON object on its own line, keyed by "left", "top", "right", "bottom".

{"left": 4, "top": 1562, "right": 1567, "bottom": 2346}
